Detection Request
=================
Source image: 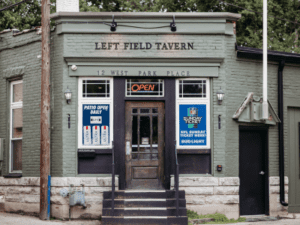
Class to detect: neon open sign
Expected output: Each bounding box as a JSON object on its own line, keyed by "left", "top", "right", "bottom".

{"left": 131, "top": 84, "right": 156, "bottom": 92}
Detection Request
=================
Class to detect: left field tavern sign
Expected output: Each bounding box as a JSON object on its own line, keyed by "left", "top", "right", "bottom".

{"left": 95, "top": 42, "right": 194, "bottom": 50}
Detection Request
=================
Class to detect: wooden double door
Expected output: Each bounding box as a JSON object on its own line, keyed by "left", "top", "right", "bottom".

{"left": 125, "top": 102, "right": 165, "bottom": 189}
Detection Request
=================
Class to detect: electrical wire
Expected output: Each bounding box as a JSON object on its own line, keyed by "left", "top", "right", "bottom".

{"left": 216, "top": 0, "right": 300, "bottom": 26}
{"left": 0, "top": 0, "right": 30, "bottom": 12}
{"left": 58, "top": 21, "right": 171, "bottom": 29}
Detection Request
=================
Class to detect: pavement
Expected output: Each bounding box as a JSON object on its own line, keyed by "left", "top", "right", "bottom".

{"left": 1, "top": 212, "right": 300, "bottom": 225}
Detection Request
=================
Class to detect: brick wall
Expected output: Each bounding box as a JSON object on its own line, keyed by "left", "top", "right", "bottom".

{"left": 0, "top": 29, "right": 42, "bottom": 177}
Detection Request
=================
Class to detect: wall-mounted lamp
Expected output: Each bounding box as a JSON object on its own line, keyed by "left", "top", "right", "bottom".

{"left": 170, "top": 15, "right": 176, "bottom": 32}
{"left": 110, "top": 15, "right": 117, "bottom": 32}
{"left": 64, "top": 87, "right": 72, "bottom": 104}
{"left": 216, "top": 87, "right": 225, "bottom": 105}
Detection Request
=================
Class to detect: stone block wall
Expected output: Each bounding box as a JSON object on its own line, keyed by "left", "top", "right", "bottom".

{"left": 0, "top": 177, "right": 118, "bottom": 219}
{"left": 269, "top": 176, "right": 289, "bottom": 217}
{"left": 171, "top": 176, "right": 289, "bottom": 219}
{"left": 171, "top": 176, "right": 240, "bottom": 219}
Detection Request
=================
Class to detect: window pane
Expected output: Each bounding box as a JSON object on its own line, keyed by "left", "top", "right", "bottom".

{"left": 132, "top": 116, "right": 138, "bottom": 145}
{"left": 140, "top": 108, "right": 150, "bottom": 114}
{"left": 179, "top": 80, "right": 207, "bottom": 98}
{"left": 152, "top": 116, "right": 158, "bottom": 144}
{"left": 140, "top": 116, "right": 150, "bottom": 145}
{"left": 11, "top": 140, "right": 22, "bottom": 171}
{"left": 13, "top": 83, "right": 23, "bottom": 102}
{"left": 12, "top": 108, "right": 23, "bottom": 138}
{"left": 82, "top": 80, "right": 110, "bottom": 98}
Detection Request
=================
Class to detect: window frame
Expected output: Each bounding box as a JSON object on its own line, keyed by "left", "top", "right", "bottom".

{"left": 9, "top": 80, "right": 23, "bottom": 173}
{"left": 176, "top": 78, "right": 210, "bottom": 149}
{"left": 78, "top": 77, "right": 114, "bottom": 149}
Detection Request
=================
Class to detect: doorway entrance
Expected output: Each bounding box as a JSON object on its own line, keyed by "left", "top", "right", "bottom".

{"left": 239, "top": 127, "right": 269, "bottom": 215}
{"left": 125, "top": 102, "right": 165, "bottom": 189}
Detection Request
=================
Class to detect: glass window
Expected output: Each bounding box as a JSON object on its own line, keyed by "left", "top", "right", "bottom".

{"left": 10, "top": 80, "right": 23, "bottom": 172}
{"left": 176, "top": 79, "right": 210, "bottom": 149}
{"left": 126, "top": 79, "right": 164, "bottom": 97}
{"left": 78, "top": 78, "right": 113, "bottom": 149}
{"left": 82, "top": 79, "right": 110, "bottom": 98}
{"left": 179, "top": 80, "right": 206, "bottom": 98}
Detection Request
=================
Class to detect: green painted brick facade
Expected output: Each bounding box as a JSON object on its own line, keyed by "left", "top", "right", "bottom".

{"left": 1, "top": 12, "right": 299, "bottom": 179}
{"left": 0, "top": 30, "right": 42, "bottom": 177}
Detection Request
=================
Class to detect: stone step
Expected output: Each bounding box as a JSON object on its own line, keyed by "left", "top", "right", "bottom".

{"left": 102, "top": 207, "right": 187, "bottom": 216}
{"left": 103, "top": 190, "right": 185, "bottom": 200}
{"left": 103, "top": 198, "right": 186, "bottom": 208}
{"left": 101, "top": 216, "right": 188, "bottom": 225}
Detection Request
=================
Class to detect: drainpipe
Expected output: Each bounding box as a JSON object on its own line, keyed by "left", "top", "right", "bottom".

{"left": 262, "top": 0, "right": 269, "bottom": 119}
{"left": 278, "top": 60, "right": 288, "bottom": 206}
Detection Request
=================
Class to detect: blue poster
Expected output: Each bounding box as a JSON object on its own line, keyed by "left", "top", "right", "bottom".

{"left": 82, "top": 104, "right": 110, "bottom": 146}
{"left": 179, "top": 104, "right": 207, "bottom": 146}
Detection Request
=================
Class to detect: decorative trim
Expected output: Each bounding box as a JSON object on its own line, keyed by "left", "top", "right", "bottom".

{"left": 3, "top": 66, "right": 25, "bottom": 79}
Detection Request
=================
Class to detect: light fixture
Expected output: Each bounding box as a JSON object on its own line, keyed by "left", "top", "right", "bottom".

{"left": 110, "top": 15, "right": 117, "bottom": 32}
{"left": 64, "top": 87, "right": 72, "bottom": 104}
{"left": 170, "top": 15, "right": 176, "bottom": 32}
{"left": 216, "top": 87, "right": 225, "bottom": 105}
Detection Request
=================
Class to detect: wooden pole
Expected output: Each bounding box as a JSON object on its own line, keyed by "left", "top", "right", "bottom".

{"left": 40, "top": 0, "right": 51, "bottom": 220}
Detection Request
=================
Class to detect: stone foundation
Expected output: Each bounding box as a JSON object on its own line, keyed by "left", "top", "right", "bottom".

{"left": 171, "top": 176, "right": 240, "bottom": 219}
{"left": 171, "top": 176, "right": 290, "bottom": 219}
{"left": 269, "top": 176, "right": 288, "bottom": 217}
{"left": 0, "top": 177, "right": 118, "bottom": 219}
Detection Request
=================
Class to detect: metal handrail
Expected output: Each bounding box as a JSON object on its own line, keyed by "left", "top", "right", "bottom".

{"left": 174, "top": 141, "right": 179, "bottom": 217}
{"left": 111, "top": 141, "right": 115, "bottom": 216}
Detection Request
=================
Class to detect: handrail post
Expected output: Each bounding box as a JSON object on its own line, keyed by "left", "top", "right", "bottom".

{"left": 174, "top": 140, "right": 179, "bottom": 217}
{"left": 112, "top": 141, "right": 115, "bottom": 216}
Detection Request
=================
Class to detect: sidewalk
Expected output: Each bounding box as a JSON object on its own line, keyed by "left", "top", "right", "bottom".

{"left": 0, "top": 212, "right": 101, "bottom": 225}
{"left": 1, "top": 212, "right": 300, "bottom": 225}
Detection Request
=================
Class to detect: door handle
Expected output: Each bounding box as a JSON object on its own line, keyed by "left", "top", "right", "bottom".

{"left": 259, "top": 171, "right": 265, "bottom": 175}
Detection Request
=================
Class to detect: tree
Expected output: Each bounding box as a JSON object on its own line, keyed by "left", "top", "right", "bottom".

{"left": 1, "top": 0, "right": 299, "bottom": 53}
{"left": 155, "top": 0, "right": 300, "bottom": 53}
{"left": 0, "top": 0, "right": 42, "bottom": 31}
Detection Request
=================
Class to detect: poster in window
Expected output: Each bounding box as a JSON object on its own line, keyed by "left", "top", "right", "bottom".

{"left": 179, "top": 104, "right": 207, "bottom": 146}
{"left": 82, "top": 104, "right": 110, "bottom": 146}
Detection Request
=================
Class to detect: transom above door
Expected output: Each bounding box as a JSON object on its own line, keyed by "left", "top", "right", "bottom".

{"left": 125, "top": 102, "right": 165, "bottom": 190}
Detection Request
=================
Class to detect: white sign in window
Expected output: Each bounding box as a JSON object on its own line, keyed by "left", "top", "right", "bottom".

{"left": 126, "top": 79, "right": 164, "bottom": 97}
{"left": 176, "top": 78, "right": 210, "bottom": 149}
{"left": 78, "top": 78, "right": 113, "bottom": 149}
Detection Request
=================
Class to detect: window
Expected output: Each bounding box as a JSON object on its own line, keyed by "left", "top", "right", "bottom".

{"left": 78, "top": 78, "right": 113, "bottom": 149}
{"left": 126, "top": 79, "right": 164, "bottom": 97}
{"left": 176, "top": 78, "right": 210, "bottom": 149}
{"left": 10, "top": 80, "right": 23, "bottom": 172}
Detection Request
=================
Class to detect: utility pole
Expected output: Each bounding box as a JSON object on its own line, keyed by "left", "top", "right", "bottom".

{"left": 262, "top": 0, "right": 268, "bottom": 120}
{"left": 40, "top": 0, "right": 51, "bottom": 220}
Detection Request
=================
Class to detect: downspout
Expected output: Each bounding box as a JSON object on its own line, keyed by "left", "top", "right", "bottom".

{"left": 278, "top": 60, "right": 288, "bottom": 206}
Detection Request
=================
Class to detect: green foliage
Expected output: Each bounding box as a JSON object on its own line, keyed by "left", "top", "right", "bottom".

{"left": 0, "top": 0, "right": 42, "bottom": 31}
{"left": 187, "top": 210, "right": 246, "bottom": 224}
{"left": 1, "top": 0, "right": 299, "bottom": 53}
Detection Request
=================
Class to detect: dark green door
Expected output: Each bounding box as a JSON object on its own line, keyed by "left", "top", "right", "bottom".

{"left": 288, "top": 108, "right": 300, "bottom": 212}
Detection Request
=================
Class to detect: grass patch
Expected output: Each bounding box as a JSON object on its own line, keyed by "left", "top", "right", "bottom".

{"left": 187, "top": 210, "right": 246, "bottom": 224}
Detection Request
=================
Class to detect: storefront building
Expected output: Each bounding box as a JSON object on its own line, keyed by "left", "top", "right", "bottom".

{"left": 1, "top": 11, "right": 300, "bottom": 222}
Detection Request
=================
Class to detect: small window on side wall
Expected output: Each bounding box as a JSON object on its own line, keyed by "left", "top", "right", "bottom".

{"left": 176, "top": 78, "right": 210, "bottom": 149}
{"left": 10, "top": 80, "right": 23, "bottom": 172}
{"left": 78, "top": 78, "right": 113, "bottom": 149}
